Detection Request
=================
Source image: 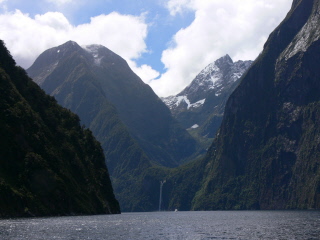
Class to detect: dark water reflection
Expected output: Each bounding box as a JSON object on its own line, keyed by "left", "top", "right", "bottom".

{"left": 0, "top": 211, "right": 319, "bottom": 239}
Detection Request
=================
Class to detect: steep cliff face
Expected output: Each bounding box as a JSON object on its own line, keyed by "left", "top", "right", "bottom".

{"left": 0, "top": 40, "right": 120, "bottom": 217}
{"left": 192, "top": 0, "right": 320, "bottom": 210}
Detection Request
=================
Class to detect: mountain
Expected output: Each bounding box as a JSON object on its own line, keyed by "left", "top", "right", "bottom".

{"left": 163, "top": 55, "right": 252, "bottom": 147}
{"left": 190, "top": 0, "right": 320, "bottom": 210}
{"left": 153, "top": 0, "right": 320, "bottom": 212}
{"left": 27, "top": 41, "right": 202, "bottom": 168}
{"left": 26, "top": 41, "right": 204, "bottom": 211}
{"left": 0, "top": 40, "right": 120, "bottom": 217}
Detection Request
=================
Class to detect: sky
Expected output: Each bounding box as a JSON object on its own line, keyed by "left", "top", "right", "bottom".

{"left": 0, "top": 0, "right": 292, "bottom": 97}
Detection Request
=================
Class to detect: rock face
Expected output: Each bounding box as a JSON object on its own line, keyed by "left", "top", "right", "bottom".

{"left": 163, "top": 55, "right": 252, "bottom": 146}
{"left": 191, "top": 0, "right": 320, "bottom": 210}
{"left": 0, "top": 40, "right": 120, "bottom": 217}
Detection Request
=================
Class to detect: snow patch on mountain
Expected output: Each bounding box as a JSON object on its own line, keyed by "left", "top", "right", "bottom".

{"left": 176, "top": 96, "right": 190, "bottom": 107}
{"left": 163, "top": 95, "right": 206, "bottom": 110}
{"left": 231, "top": 72, "right": 242, "bottom": 81}
{"left": 191, "top": 98, "right": 206, "bottom": 108}
{"left": 82, "top": 44, "right": 105, "bottom": 66}
{"left": 193, "top": 62, "right": 223, "bottom": 91}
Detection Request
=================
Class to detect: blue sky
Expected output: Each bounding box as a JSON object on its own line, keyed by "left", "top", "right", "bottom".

{"left": 0, "top": 0, "right": 292, "bottom": 96}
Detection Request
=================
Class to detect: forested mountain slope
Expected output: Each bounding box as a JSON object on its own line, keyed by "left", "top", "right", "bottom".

{"left": 0, "top": 40, "right": 120, "bottom": 217}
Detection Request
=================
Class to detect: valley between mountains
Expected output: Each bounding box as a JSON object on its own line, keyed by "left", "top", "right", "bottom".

{"left": 1, "top": 0, "right": 320, "bottom": 216}
{"left": 26, "top": 39, "right": 254, "bottom": 211}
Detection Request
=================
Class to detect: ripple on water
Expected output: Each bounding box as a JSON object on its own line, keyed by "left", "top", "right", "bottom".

{"left": 0, "top": 211, "right": 319, "bottom": 240}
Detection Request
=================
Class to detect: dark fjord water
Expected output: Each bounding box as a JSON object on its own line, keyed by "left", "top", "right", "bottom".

{"left": 0, "top": 211, "right": 319, "bottom": 240}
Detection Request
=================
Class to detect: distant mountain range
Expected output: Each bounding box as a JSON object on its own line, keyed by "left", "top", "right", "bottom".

{"left": 0, "top": 40, "right": 120, "bottom": 217}
{"left": 163, "top": 55, "right": 252, "bottom": 148}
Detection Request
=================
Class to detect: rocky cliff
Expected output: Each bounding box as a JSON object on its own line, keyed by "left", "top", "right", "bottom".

{"left": 192, "top": 0, "right": 320, "bottom": 210}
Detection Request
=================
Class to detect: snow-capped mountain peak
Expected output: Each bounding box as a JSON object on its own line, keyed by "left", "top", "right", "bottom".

{"left": 163, "top": 54, "right": 252, "bottom": 111}
{"left": 162, "top": 54, "right": 252, "bottom": 139}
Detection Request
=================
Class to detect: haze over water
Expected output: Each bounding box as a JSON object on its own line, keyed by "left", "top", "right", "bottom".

{"left": 1, "top": 211, "right": 319, "bottom": 239}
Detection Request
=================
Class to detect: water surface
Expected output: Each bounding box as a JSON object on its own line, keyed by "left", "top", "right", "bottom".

{"left": 0, "top": 211, "right": 319, "bottom": 239}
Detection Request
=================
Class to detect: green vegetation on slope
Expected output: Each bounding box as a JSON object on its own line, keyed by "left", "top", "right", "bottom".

{"left": 0, "top": 40, "right": 120, "bottom": 217}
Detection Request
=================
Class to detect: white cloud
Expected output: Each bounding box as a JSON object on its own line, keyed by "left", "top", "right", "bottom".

{"left": 46, "top": 0, "right": 73, "bottom": 6}
{"left": 150, "top": 0, "right": 292, "bottom": 97}
{"left": 71, "top": 13, "right": 148, "bottom": 60}
{"left": 35, "top": 11, "right": 72, "bottom": 30}
{"left": 0, "top": 9, "right": 157, "bottom": 83}
{"left": 0, "top": 0, "right": 7, "bottom": 11}
{"left": 127, "top": 60, "right": 160, "bottom": 84}
{"left": 166, "top": 0, "right": 192, "bottom": 16}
